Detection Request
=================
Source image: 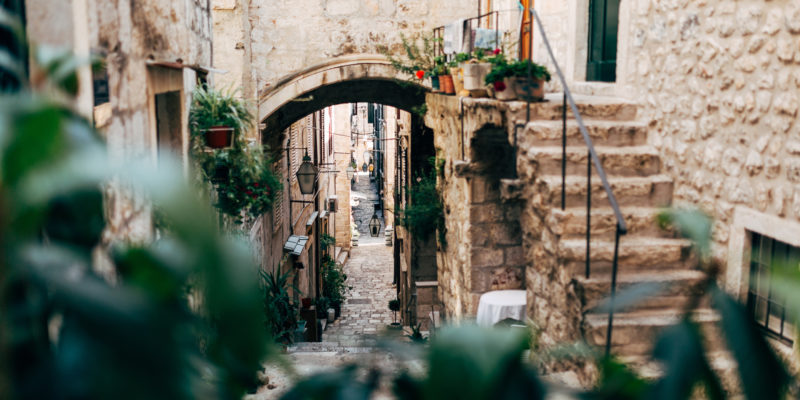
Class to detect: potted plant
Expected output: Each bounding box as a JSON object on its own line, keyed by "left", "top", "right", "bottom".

{"left": 321, "top": 256, "right": 350, "bottom": 319}
{"left": 382, "top": 33, "right": 439, "bottom": 90}
{"left": 190, "top": 86, "right": 283, "bottom": 222}
{"left": 461, "top": 49, "right": 493, "bottom": 92}
{"left": 485, "top": 58, "right": 551, "bottom": 102}
{"left": 315, "top": 296, "right": 330, "bottom": 319}
{"left": 388, "top": 299, "right": 401, "bottom": 329}
{"left": 301, "top": 297, "right": 312, "bottom": 309}
{"left": 189, "top": 85, "right": 252, "bottom": 149}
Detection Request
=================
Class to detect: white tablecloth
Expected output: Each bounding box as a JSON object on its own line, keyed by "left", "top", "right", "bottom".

{"left": 476, "top": 290, "right": 527, "bottom": 327}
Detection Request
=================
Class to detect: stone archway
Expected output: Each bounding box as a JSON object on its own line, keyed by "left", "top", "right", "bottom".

{"left": 258, "top": 55, "right": 426, "bottom": 140}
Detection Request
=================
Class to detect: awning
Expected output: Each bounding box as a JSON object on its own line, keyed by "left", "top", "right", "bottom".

{"left": 319, "top": 210, "right": 328, "bottom": 220}
{"left": 283, "top": 235, "right": 309, "bottom": 256}
{"left": 306, "top": 211, "right": 319, "bottom": 227}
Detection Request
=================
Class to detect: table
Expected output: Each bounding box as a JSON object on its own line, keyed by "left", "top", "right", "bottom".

{"left": 476, "top": 290, "right": 527, "bottom": 327}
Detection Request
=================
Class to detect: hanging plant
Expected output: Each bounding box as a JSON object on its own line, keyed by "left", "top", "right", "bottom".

{"left": 190, "top": 85, "right": 282, "bottom": 222}
{"left": 189, "top": 85, "right": 253, "bottom": 148}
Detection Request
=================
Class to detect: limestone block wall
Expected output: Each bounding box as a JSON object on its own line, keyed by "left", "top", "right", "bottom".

{"left": 332, "top": 104, "right": 353, "bottom": 249}
{"left": 619, "top": 0, "right": 800, "bottom": 267}
{"left": 427, "top": 95, "right": 528, "bottom": 318}
{"left": 25, "top": 0, "right": 212, "bottom": 248}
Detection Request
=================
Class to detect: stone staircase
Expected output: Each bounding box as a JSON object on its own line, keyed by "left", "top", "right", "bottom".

{"left": 522, "top": 95, "right": 732, "bottom": 385}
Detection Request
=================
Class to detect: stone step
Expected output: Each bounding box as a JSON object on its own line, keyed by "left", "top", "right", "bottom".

{"left": 528, "top": 146, "right": 661, "bottom": 177}
{"left": 584, "top": 308, "right": 722, "bottom": 356}
{"left": 539, "top": 174, "right": 674, "bottom": 208}
{"left": 547, "top": 206, "right": 672, "bottom": 240}
{"left": 575, "top": 269, "right": 707, "bottom": 311}
{"left": 522, "top": 120, "right": 648, "bottom": 147}
{"left": 559, "top": 237, "right": 694, "bottom": 275}
{"left": 531, "top": 93, "right": 638, "bottom": 121}
{"left": 287, "top": 341, "right": 378, "bottom": 354}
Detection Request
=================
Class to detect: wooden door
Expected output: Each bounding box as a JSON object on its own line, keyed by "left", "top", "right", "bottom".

{"left": 519, "top": 0, "right": 533, "bottom": 60}
{"left": 587, "top": 0, "right": 620, "bottom": 82}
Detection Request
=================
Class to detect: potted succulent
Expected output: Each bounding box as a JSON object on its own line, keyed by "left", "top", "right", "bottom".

{"left": 388, "top": 299, "right": 401, "bottom": 329}
{"left": 485, "top": 58, "right": 551, "bottom": 102}
{"left": 189, "top": 85, "right": 251, "bottom": 149}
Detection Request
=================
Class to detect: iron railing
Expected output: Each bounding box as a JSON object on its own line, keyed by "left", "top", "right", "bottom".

{"left": 433, "top": 11, "right": 500, "bottom": 59}
{"left": 524, "top": 9, "right": 628, "bottom": 357}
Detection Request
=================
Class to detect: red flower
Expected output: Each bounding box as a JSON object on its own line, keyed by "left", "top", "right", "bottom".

{"left": 493, "top": 80, "right": 507, "bottom": 92}
{"left": 493, "top": 48, "right": 501, "bottom": 55}
{"left": 415, "top": 70, "right": 425, "bottom": 79}
{"left": 253, "top": 182, "right": 259, "bottom": 187}
{"left": 246, "top": 190, "right": 253, "bottom": 195}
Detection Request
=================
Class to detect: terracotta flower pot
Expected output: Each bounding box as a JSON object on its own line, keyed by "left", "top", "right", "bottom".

{"left": 206, "top": 125, "right": 234, "bottom": 148}
{"left": 439, "top": 75, "right": 455, "bottom": 94}
{"left": 514, "top": 77, "right": 545, "bottom": 101}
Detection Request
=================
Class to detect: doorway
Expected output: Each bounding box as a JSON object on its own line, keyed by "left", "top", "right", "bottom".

{"left": 586, "top": 0, "right": 620, "bottom": 82}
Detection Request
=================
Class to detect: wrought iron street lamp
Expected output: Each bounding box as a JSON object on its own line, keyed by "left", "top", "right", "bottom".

{"left": 369, "top": 213, "right": 381, "bottom": 237}
{"left": 296, "top": 152, "right": 318, "bottom": 195}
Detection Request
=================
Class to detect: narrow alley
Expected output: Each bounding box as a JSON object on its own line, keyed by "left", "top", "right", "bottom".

{"left": 250, "top": 172, "right": 404, "bottom": 399}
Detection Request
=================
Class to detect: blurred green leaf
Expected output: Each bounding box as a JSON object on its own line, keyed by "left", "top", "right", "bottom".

{"left": 421, "top": 326, "right": 545, "bottom": 400}
{"left": 281, "top": 365, "right": 377, "bottom": 400}
{"left": 647, "top": 320, "right": 723, "bottom": 400}
{"left": 657, "top": 208, "right": 711, "bottom": 259}
{"left": 590, "top": 357, "right": 649, "bottom": 400}
{"left": 710, "top": 285, "right": 788, "bottom": 399}
{"left": 0, "top": 49, "right": 25, "bottom": 83}
{"left": 1, "top": 100, "right": 64, "bottom": 187}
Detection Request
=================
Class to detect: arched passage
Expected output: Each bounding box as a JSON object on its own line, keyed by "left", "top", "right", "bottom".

{"left": 257, "top": 56, "right": 438, "bottom": 336}
{"left": 258, "top": 55, "right": 427, "bottom": 143}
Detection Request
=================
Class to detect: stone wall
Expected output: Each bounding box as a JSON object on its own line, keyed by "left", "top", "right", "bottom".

{"left": 25, "top": 1, "right": 212, "bottom": 255}
{"left": 332, "top": 104, "right": 353, "bottom": 249}
{"left": 426, "top": 95, "right": 528, "bottom": 318}
{"left": 617, "top": 0, "right": 800, "bottom": 268}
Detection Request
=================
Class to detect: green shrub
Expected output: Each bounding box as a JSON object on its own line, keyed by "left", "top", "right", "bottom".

{"left": 398, "top": 158, "right": 445, "bottom": 245}
{"left": 260, "top": 269, "right": 299, "bottom": 343}
{"left": 321, "top": 256, "right": 349, "bottom": 307}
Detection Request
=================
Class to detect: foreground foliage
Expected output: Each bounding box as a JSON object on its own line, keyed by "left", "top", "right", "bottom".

{"left": 0, "top": 27, "right": 270, "bottom": 399}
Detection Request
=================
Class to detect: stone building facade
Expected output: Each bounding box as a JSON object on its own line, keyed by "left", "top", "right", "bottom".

{"left": 532, "top": 0, "right": 800, "bottom": 317}
{"left": 24, "top": 0, "right": 213, "bottom": 279}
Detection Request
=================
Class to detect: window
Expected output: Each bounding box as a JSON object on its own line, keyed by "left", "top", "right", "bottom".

{"left": 747, "top": 233, "right": 800, "bottom": 345}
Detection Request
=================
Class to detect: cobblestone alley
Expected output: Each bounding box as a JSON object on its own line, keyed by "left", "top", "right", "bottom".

{"left": 249, "top": 173, "right": 404, "bottom": 399}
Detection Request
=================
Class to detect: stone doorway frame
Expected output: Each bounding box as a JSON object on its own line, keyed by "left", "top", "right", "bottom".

{"left": 560, "top": 0, "right": 632, "bottom": 95}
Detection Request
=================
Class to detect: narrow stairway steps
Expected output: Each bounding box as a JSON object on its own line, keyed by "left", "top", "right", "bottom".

{"left": 548, "top": 206, "right": 672, "bottom": 239}
{"left": 539, "top": 174, "right": 674, "bottom": 208}
{"left": 527, "top": 145, "right": 661, "bottom": 177}
{"left": 521, "top": 119, "right": 648, "bottom": 147}
{"left": 559, "top": 237, "right": 694, "bottom": 274}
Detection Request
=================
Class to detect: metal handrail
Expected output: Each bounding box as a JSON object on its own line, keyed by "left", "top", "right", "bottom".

{"left": 527, "top": 8, "right": 628, "bottom": 357}
{"left": 529, "top": 9, "right": 627, "bottom": 236}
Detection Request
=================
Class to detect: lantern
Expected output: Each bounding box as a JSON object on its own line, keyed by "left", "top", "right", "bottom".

{"left": 296, "top": 152, "right": 317, "bottom": 195}
{"left": 346, "top": 164, "right": 355, "bottom": 180}
{"left": 369, "top": 213, "right": 381, "bottom": 237}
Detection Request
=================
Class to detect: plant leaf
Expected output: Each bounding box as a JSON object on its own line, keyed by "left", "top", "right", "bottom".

{"left": 710, "top": 285, "right": 788, "bottom": 399}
